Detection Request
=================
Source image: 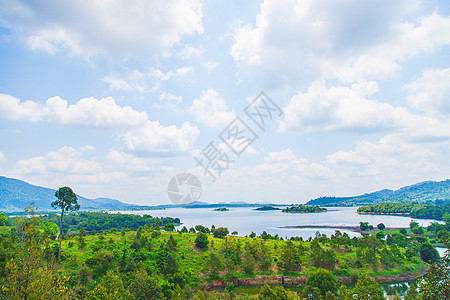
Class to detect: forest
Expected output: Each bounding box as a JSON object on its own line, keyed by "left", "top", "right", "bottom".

{"left": 0, "top": 203, "right": 449, "bottom": 299}
{"left": 282, "top": 205, "right": 327, "bottom": 213}
{"left": 357, "top": 203, "right": 450, "bottom": 220}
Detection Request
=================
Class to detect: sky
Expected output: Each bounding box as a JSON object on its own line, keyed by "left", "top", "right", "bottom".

{"left": 0, "top": 0, "right": 450, "bottom": 206}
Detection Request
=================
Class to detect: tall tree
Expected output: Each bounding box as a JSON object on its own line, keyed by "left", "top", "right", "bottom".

{"left": 52, "top": 186, "right": 80, "bottom": 259}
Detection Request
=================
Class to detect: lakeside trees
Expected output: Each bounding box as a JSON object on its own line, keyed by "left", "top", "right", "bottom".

{"left": 358, "top": 203, "right": 450, "bottom": 220}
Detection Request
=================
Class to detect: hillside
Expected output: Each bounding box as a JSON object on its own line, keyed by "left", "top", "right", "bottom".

{"left": 0, "top": 176, "right": 145, "bottom": 212}
{"left": 306, "top": 179, "right": 450, "bottom": 206}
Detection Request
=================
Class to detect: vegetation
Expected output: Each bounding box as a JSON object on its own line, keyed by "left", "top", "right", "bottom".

{"left": 213, "top": 207, "right": 230, "bottom": 211}
{"left": 1, "top": 201, "right": 449, "bottom": 299}
{"left": 282, "top": 205, "right": 327, "bottom": 213}
{"left": 254, "top": 206, "right": 280, "bottom": 211}
{"left": 306, "top": 179, "right": 450, "bottom": 206}
{"left": 358, "top": 202, "right": 450, "bottom": 220}
{"left": 52, "top": 187, "right": 80, "bottom": 259}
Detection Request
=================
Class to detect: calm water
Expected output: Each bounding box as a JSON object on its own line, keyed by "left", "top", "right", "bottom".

{"left": 118, "top": 206, "right": 441, "bottom": 240}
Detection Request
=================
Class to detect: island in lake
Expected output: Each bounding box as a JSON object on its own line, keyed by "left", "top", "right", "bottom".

{"left": 213, "top": 207, "right": 230, "bottom": 211}
{"left": 254, "top": 205, "right": 280, "bottom": 211}
{"left": 282, "top": 204, "right": 327, "bottom": 213}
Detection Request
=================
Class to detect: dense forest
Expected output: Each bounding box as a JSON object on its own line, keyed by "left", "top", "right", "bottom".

{"left": 0, "top": 204, "right": 449, "bottom": 299}
{"left": 357, "top": 203, "right": 450, "bottom": 220}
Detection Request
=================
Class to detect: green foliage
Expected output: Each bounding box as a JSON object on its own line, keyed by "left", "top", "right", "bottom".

{"left": 129, "top": 269, "right": 163, "bottom": 300}
{"left": 278, "top": 240, "right": 301, "bottom": 272}
{"left": 259, "top": 284, "right": 293, "bottom": 299}
{"left": 377, "top": 223, "right": 385, "bottom": 230}
{"left": 164, "top": 223, "right": 175, "bottom": 232}
{"left": 352, "top": 274, "right": 385, "bottom": 300}
{"left": 419, "top": 243, "right": 439, "bottom": 263}
{"left": 358, "top": 203, "right": 450, "bottom": 220}
{"left": 89, "top": 270, "right": 132, "bottom": 299}
{"left": 282, "top": 205, "right": 327, "bottom": 213}
{"left": 0, "top": 213, "right": 8, "bottom": 226}
{"left": 304, "top": 268, "right": 339, "bottom": 297}
{"left": 419, "top": 239, "right": 450, "bottom": 299}
{"left": 212, "top": 227, "right": 229, "bottom": 238}
{"left": 359, "top": 222, "right": 371, "bottom": 231}
{"left": 195, "top": 233, "right": 209, "bottom": 248}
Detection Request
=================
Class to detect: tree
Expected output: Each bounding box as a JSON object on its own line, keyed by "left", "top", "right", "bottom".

{"left": 164, "top": 223, "right": 174, "bottom": 232}
{"left": 377, "top": 223, "right": 385, "bottom": 230}
{"left": 360, "top": 222, "right": 370, "bottom": 231}
{"left": 419, "top": 243, "right": 439, "bottom": 263}
{"left": 304, "top": 268, "right": 339, "bottom": 298}
{"left": 52, "top": 186, "right": 80, "bottom": 259}
{"left": 195, "top": 233, "right": 209, "bottom": 248}
{"left": 89, "top": 270, "right": 132, "bottom": 299}
{"left": 418, "top": 239, "right": 450, "bottom": 299}
{"left": 400, "top": 228, "right": 407, "bottom": 235}
{"left": 352, "top": 274, "right": 384, "bottom": 300}
{"left": 129, "top": 269, "right": 163, "bottom": 300}
{"left": 0, "top": 213, "right": 8, "bottom": 226}
{"left": 410, "top": 220, "right": 419, "bottom": 229}
{"left": 212, "top": 227, "right": 229, "bottom": 238}
{"left": 279, "top": 240, "right": 301, "bottom": 272}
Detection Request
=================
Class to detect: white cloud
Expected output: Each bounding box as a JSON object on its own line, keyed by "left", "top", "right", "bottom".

{"left": 13, "top": 146, "right": 102, "bottom": 175}
{"left": 189, "top": 89, "right": 235, "bottom": 128}
{"left": 0, "top": 151, "right": 6, "bottom": 163}
{"left": 279, "top": 81, "right": 450, "bottom": 141}
{"left": 122, "top": 121, "right": 199, "bottom": 155}
{"left": 80, "top": 145, "right": 95, "bottom": 151}
{"left": 1, "top": 0, "right": 204, "bottom": 57}
{"left": 0, "top": 93, "right": 199, "bottom": 154}
{"left": 204, "top": 60, "right": 220, "bottom": 72}
{"left": 231, "top": 0, "right": 450, "bottom": 86}
{"left": 107, "top": 150, "right": 172, "bottom": 173}
{"left": 406, "top": 68, "right": 450, "bottom": 116}
{"left": 0, "top": 94, "right": 148, "bottom": 128}
{"left": 326, "top": 134, "right": 438, "bottom": 178}
{"left": 177, "top": 45, "right": 203, "bottom": 59}
{"left": 159, "top": 92, "right": 182, "bottom": 104}
{"left": 45, "top": 96, "right": 149, "bottom": 128}
{"left": 0, "top": 94, "right": 43, "bottom": 121}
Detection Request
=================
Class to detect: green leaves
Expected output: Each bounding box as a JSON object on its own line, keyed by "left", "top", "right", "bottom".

{"left": 52, "top": 187, "right": 80, "bottom": 212}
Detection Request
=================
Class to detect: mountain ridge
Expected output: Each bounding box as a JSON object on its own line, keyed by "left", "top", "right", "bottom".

{"left": 0, "top": 176, "right": 143, "bottom": 212}
{"left": 306, "top": 179, "right": 450, "bottom": 206}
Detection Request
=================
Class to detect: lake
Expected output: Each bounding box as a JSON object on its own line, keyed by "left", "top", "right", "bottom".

{"left": 117, "top": 206, "right": 442, "bottom": 240}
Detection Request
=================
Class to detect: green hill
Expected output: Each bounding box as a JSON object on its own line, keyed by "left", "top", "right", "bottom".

{"left": 0, "top": 176, "right": 145, "bottom": 212}
{"left": 306, "top": 179, "right": 450, "bottom": 206}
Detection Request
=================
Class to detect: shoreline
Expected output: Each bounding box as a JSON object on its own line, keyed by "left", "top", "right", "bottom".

{"left": 279, "top": 224, "right": 404, "bottom": 234}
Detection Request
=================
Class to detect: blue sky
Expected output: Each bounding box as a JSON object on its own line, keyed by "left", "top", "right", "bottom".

{"left": 1, "top": 0, "right": 450, "bottom": 205}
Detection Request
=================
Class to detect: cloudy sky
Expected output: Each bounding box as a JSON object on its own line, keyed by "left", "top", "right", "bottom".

{"left": 1, "top": 0, "right": 449, "bottom": 205}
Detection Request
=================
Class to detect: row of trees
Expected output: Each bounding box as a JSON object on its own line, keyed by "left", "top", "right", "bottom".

{"left": 358, "top": 202, "right": 450, "bottom": 220}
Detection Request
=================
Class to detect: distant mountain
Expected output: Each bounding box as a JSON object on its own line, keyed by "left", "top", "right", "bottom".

{"left": 306, "top": 179, "right": 450, "bottom": 206}
{"left": 0, "top": 176, "right": 148, "bottom": 212}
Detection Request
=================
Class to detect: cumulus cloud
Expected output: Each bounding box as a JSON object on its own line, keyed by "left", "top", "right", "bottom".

{"left": 0, "top": 94, "right": 149, "bottom": 127}
{"left": 0, "top": 93, "right": 199, "bottom": 154}
{"left": 406, "top": 68, "right": 450, "bottom": 116}
{"left": 122, "top": 121, "right": 199, "bottom": 155}
{"left": 326, "top": 134, "right": 438, "bottom": 179}
{"left": 231, "top": 0, "right": 450, "bottom": 86}
{"left": 0, "top": 0, "right": 204, "bottom": 57}
{"left": 13, "top": 146, "right": 102, "bottom": 175}
{"left": 189, "top": 89, "right": 235, "bottom": 128}
{"left": 279, "top": 81, "right": 450, "bottom": 141}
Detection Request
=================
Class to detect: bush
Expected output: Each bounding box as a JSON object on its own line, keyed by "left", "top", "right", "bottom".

{"left": 419, "top": 243, "right": 439, "bottom": 263}
{"left": 377, "top": 223, "right": 385, "bottom": 230}
{"left": 195, "top": 233, "right": 208, "bottom": 249}
{"left": 399, "top": 228, "right": 407, "bottom": 235}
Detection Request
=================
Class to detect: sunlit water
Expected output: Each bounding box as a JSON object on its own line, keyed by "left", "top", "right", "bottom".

{"left": 117, "top": 206, "right": 441, "bottom": 240}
